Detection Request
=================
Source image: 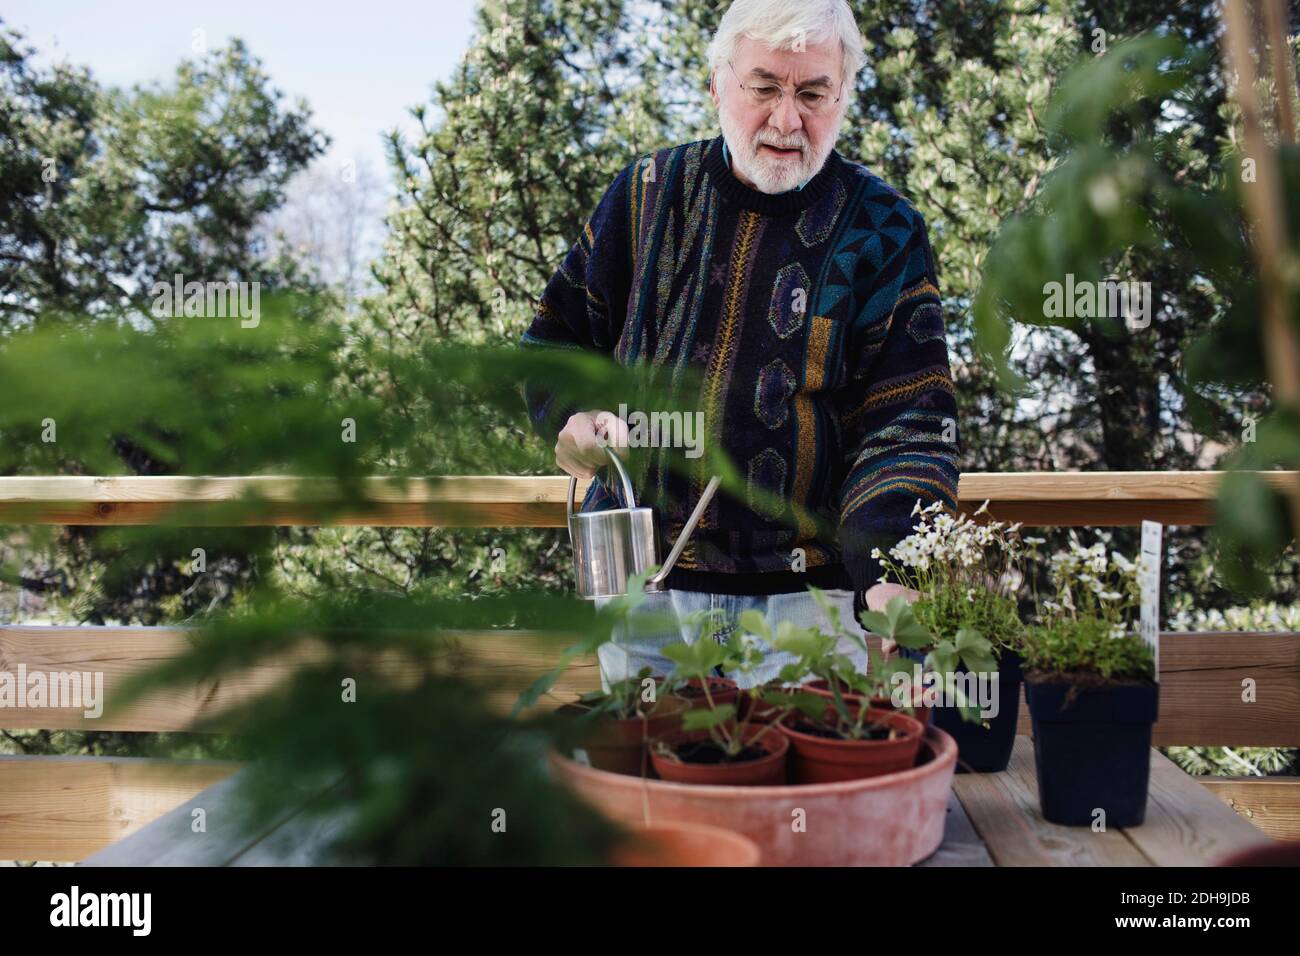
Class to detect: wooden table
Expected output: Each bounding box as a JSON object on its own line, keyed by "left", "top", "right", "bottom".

{"left": 947, "top": 737, "right": 1271, "bottom": 866}
{"left": 81, "top": 737, "right": 1269, "bottom": 866}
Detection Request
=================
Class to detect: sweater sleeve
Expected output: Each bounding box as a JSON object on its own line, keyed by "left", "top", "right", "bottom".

{"left": 518, "top": 160, "right": 637, "bottom": 446}
{"left": 835, "top": 209, "right": 961, "bottom": 604}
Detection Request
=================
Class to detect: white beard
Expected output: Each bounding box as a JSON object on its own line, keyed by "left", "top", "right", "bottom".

{"left": 717, "top": 98, "right": 836, "bottom": 194}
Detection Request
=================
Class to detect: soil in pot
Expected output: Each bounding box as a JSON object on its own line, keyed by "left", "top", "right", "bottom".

{"left": 556, "top": 695, "right": 690, "bottom": 777}
{"left": 650, "top": 725, "right": 789, "bottom": 786}
{"left": 672, "top": 676, "right": 740, "bottom": 711}
{"left": 902, "top": 646, "right": 1021, "bottom": 772}
{"left": 778, "top": 705, "right": 924, "bottom": 784}
{"left": 1025, "top": 673, "right": 1159, "bottom": 827}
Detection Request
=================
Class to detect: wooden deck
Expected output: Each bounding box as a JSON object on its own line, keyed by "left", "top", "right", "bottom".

{"left": 80, "top": 736, "right": 1269, "bottom": 867}
{"left": 3, "top": 469, "right": 1293, "bottom": 863}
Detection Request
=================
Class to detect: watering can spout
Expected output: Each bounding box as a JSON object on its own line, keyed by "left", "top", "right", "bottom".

{"left": 647, "top": 474, "right": 722, "bottom": 589}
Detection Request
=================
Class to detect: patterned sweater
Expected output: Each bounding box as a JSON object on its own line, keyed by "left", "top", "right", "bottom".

{"left": 520, "top": 134, "right": 960, "bottom": 608}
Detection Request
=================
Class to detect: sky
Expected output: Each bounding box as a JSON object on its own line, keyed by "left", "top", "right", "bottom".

{"left": 4, "top": 0, "right": 482, "bottom": 177}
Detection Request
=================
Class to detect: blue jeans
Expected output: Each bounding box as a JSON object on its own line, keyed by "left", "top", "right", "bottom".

{"left": 592, "top": 587, "right": 868, "bottom": 693}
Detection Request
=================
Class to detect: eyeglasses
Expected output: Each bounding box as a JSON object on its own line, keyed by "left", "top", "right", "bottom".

{"left": 727, "top": 60, "right": 843, "bottom": 117}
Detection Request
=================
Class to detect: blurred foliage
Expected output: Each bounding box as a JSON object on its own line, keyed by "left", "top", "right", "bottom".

{"left": 106, "top": 589, "right": 627, "bottom": 864}
{"left": 0, "top": 17, "right": 330, "bottom": 641}
{"left": 972, "top": 23, "right": 1300, "bottom": 777}
{"left": 974, "top": 30, "right": 1300, "bottom": 597}
{"left": 0, "top": 298, "right": 750, "bottom": 861}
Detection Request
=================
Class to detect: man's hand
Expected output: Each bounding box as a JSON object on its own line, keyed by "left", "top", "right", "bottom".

{"left": 555, "top": 410, "right": 629, "bottom": 479}
{"left": 865, "top": 582, "right": 921, "bottom": 658}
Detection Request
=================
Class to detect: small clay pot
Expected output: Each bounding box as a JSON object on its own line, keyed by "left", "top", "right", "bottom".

{"left": 556, "top": 695, "right": 690, "bottom": 777}
{"left": 805, "top": 678, "right": 932, "bottom": 727}
{"left": 672, "top": 676, "right": 740, "bottom": 711}
{"left": 650, "top": 724, "right": 789, "bottom": 786}
{"left": 779, "top": 705, "right": 925, "bottom": 784}
{"left": 610, "top": 822, "right": 761, "bottom": 867}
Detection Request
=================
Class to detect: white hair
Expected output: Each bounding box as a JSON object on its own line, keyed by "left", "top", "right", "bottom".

{"left": 706, "top": 0, "right": 866, "bottom": 90}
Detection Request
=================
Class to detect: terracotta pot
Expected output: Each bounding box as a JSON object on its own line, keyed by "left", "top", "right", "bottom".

{"left": 779, "top": 705, "right": 925, "bottom": 784}
{"left": 610, "top": 822, "right": 760, "bottom": 867}
{"left": 650, "top": 725, "right": 789, "bottom": 786}
{"left": 673, "top": 676, "right": 740, "bottom": 711}
{"left": 548, "top": 724, "right": 957, "bottom": 866}
{"left": 805, "top": 679, "right": 932, "bottom": 727}
{"left": 556, "top": 696, "right": 689, "bottom": 777}
{"left": 805, "top": 678, "right": 864, "bottom": 703}
{"left": 1218, "top": 840, "right": 1300, "bottom": 866}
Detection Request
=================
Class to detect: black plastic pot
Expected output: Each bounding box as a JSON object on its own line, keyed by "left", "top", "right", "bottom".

{"left": 902, "top": 646, "right": 1023, "bottom": 773}
{"left": 1025, "top": 677, "right": 1159, "bottom": 827}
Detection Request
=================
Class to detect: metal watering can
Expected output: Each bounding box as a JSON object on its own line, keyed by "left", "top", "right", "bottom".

{"left": 567, "top": 447, "right": 721, "bottom": 599}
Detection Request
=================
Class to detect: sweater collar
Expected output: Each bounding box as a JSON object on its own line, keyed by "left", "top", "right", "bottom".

{"left": 705, "top": 134, "right": 841, "bottom": 216}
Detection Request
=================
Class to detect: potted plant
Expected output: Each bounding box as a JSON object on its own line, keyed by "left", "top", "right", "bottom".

{"left": 556, "top": 667, "right": 690, "bottom": 776}
{"left": 793, "top": 588, "right": 931, "bottom": 725}
{"left": 670, "top": 675, "right": 741, "bottom": 711}
{"left": 759, "top": 617, "right": 925, "bottom": 783}
{"left": 1021, "top": 535, "right": 1158, "bottom": 827}
{"left": 649, "top": 620, "right": 797, "bottom": 786}
{"left": 867, "top": 499, "right": 1026, "bottom": 772}
{"left": 802, "top": 662, "right": 931, "bottom": 726}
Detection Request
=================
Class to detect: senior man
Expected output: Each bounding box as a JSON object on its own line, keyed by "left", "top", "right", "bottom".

{"left": 520, "top": 0, "right": 960, "bottom": 690}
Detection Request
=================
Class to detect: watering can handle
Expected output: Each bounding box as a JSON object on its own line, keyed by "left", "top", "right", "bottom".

{"left": 565, "top": 446, "right": 640, "bottom": 538}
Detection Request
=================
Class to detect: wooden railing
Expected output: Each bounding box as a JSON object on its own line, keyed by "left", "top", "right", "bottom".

{"left": 1, "top": 471, "right": 1298, "bottom": 860}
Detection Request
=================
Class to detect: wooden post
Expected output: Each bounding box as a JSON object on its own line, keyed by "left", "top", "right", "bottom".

{"left": 1221, "top": 0, "right": 1300, "bottom": 535}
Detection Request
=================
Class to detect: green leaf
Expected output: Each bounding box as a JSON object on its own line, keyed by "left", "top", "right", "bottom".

{"left": 788, "top": 691, "right": 828, "bottom": 722}
{"left": 682, "top": 704, "right": 735, "bottom": 731}
{"left": 929, "top": 640, "right": 959, "bottom": 676}
{"left": 770, "top": 622, "right": 830, "bottom": 660}
{"left": 662, "top": 639, "right": 727, "bottom": 679}
{"left": 954, "top": 627, "right": 998, "bottom": 674}
{"left": 860, "top": 595, "right": 934, "bottom": 650}
{"left": 737, "top": 609, "right": 771, "bottom": 642}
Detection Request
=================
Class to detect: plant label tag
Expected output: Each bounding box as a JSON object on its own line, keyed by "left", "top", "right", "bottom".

{"left": 1139, "top": 520, "right": 1161, "bottom": 682}
{"left": 573, "top": 748, "right": 591, "bottom": 767}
